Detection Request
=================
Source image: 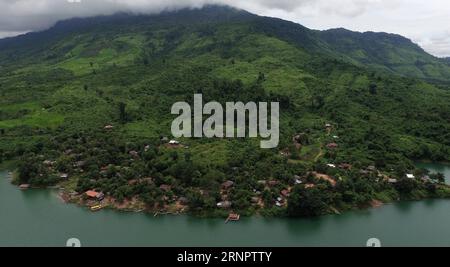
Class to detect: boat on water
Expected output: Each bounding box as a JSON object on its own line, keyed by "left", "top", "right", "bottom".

{"left": 19, "top": 184, "right": 30, "bottom": 190}
{"left": 90, "top": 205, "right": 103, "bottom": 212}
{"left": 225, "top": 213, "right": 240, "bottom": 223}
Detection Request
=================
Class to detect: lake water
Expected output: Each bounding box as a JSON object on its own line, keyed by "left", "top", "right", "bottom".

{"left": 1, "top": 163, "right": 450, "bottom": 247}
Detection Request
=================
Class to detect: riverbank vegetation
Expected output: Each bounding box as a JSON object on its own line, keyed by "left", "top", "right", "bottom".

{"left": 1, "top": 7, "right": 449, "bottom": 218}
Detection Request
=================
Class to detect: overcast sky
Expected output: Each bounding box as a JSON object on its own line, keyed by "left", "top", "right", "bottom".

{"left": 0, "top": 0, "right": 449, "bottom": 57}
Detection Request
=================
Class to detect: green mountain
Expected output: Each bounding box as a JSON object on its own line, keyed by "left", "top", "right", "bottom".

{"left": 318, "top": 28, "right": 450, "bottom": 82}
{"left": 2, "top": 6, "right": 450, "bottom": 82}
{"left": 442, "top": 58, "right": 450, "bottom": 65}
{"left": 0, "top": 6, "right": 449, "bottom": 217}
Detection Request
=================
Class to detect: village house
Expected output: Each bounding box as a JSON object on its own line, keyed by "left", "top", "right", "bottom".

{"left": 339, "top": 163, "right": 352, "bottom": 170}
{"left": 74, "top": 161, "right": 86, "bottom": 168}
{"left": 128, "top": 179, "right": 139, "bottom": 186}
{"left": 292, "top": 134, "right": 304, "bottom": 149}
{"left": 327, "top": 164, "right": 336, "bottom": 168}
{"left": 178, "top": 197, "right": 189, "bottom": 205}
{"left": 43, "top": 160, "right": 55, "bottom": 166}
{"left": 275, "top": 195, "right": 286, "bottom": 207}
{"left": 359, "top": 170, "right": 370, "bottom": 176}
{"left": 406, "top": 174, "right": 415, "bottom": 179}
{"left": 167, "top": 140, "right": 182, "bottom": 148}
{"left": 160, "top": 184, "right": 172, "bottom": 192}
{"left": 388, "top": 179, "right": 398, "bottom": 184}
{"left": 367, "top": 166, "right": 377, "bottom": 172}
{"left": 100, "top": 165, "right": 109, "bottom": 171}
{"left": 281, "top": 189, "right": 290, "bottom": 198}
{"left": 251, "top": 197, "right": 260, "bottom": 204}
{"left": 104, "top": 125, "right": 114, "bottom": 130}
{"left": 129, "top": 150, "right": 139, "bottom": 158}
{"left": 85, "top": 190, "right": 104, "bottom": 200}
{"left": 217, "top": 201, "right": 232, "bottom": 209}
{"left": 141, "top": 177, "right": 154, "bottom": 184}
{"left": 59, "top": 173, "right": 69, "bottom": 180}
{"left": 279, "top": 148, "right": 290, "bottom": 157}
{"left": 128, "top": 177, "right": 153, "bottom": 186}
{"left": 257, "top": 180, "right": 267, "bottom": 186}
{"left": 221, "top": 180, "right": 235, "bottom": 190}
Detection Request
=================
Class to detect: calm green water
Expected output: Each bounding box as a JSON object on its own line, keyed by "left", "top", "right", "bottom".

{"left": 1, "top": 163, "right": 450, "bottom": 247}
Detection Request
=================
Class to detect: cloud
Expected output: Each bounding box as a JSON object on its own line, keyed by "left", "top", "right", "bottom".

{"left": 0, "top": 0, "right": 449, "bottom": 57}
{"left": 419, "top": 31, "right": 450, "bottom": 58}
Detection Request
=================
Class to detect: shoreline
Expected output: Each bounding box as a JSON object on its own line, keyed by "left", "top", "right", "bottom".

{"left": 57, "top": 189, "right": 189, "bottom": 216}
{"left": 4, "top": 160, "right": 450, "bottom": 219}
{"left": 6, "top": 177, "right": 450, "bottom": 220}
{"left": 52, "top": 183, "right": 450, "bottom": 219}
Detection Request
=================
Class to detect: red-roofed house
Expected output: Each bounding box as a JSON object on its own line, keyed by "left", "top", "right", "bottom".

{"left": 85, "top": 190, "right": 104, "bottom": 200}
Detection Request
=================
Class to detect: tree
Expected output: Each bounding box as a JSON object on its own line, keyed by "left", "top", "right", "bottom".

{"left": 430, "top": 173, "right": 446, "bottom": 184}
{"left": 394, "top": 178, "right": 417, "bottom": 194}
{"left": 168, "top": 160, "right": 196, "bottom": 185}
{"left": 257, "top": 72, "right": 266, "bottom": 83}
{"left": 187, "top": 190, "right": 206, "bottom": 210}
{"left": 118, "top": 102, "right": 127, "bottom": 123}
{"left": 287, "top": 186, "right": 330, "bottom": 217}
{"left": 369, "top": 83, "right": 378, "bottom": 95}
{"left": 18, "top": 162, "right": 36, "bottom": 184}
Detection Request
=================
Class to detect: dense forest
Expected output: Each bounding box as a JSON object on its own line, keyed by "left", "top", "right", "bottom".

{"left": 0, "top": 6, "right": 449, "bottom": 217}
